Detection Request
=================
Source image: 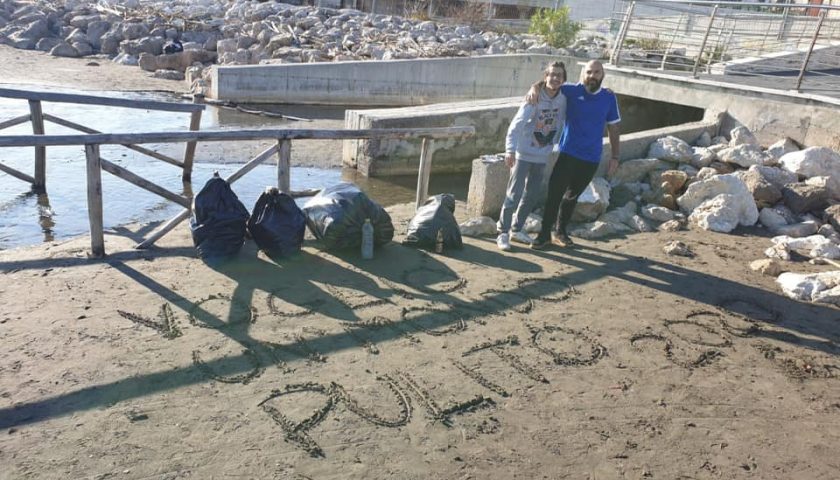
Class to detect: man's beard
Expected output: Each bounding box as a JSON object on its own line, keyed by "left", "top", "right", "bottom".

{"left": 586, "top": 78, "right": 602, "bottom": 92}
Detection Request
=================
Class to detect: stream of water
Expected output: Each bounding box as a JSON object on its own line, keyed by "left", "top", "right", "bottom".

{"left": 0, "top": 86, "right": 469, "bottom": 250}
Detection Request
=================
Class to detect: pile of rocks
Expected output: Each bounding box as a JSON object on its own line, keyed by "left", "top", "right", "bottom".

{"left": 0, "top": 0, "right": 566, "bottom": 83}
{"left": 461, "top": 125, "right": 840, "bottom": 305}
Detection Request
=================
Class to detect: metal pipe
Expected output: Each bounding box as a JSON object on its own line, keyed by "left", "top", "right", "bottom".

{"left": 692, "top": 4, "right": 718, "bottom": 78}
{"left": 795, "top": 10, "right": 828, "bottom": 92}
{"left": 611, "top": 1, "right": 637, "bottom": 67}
{"left": 660, "top": 13, "right": 685, "bottom": 69}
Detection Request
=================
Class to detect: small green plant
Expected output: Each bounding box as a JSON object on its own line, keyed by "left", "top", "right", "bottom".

{"left": 404, "top": 0, "right": 431, "bottom": 21}
{"left": 633, "top": 35, "right": 668, "bottom": 53}
{"left": 528, "top": 7, "right": 582, "bottom": 49}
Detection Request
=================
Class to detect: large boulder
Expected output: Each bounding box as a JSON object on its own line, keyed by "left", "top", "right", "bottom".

{"left": 777, "top": 271, "right": 840, "bottom": 306}
{"left": 717, "top": 144, "right": 771, "bottom": 168}
{"left": 690, "top": 147, "right": 716, "bottom": 168}
{"left": 766, "top": 137, "right": 799, "bottom": 161}
{"left": 648, "top": 136, "right": 693, "bottom": 163}
{"left": 750, "top": 164, "right": 798, "bottom": 190}
{"left": 688, "top": 193, "right": 759, "bottom": 232}
{"left": 779, "top": 146, "right": 840, "bottom": 199}
{"left": 611, "top": 158, "right": 673, "bottom": 184}
{"left": 736, "top": 168, "right": 782, "bottom": 208}
{"left": 825, "top": 204, "right": 840, "bottom": 231}
{"left": 572, "top": 177, "right": 611, "bottom": 222}
{"left": 677, "top": 173, "right": 755, "bottom": 214}
{"left": 759, "top": 207, "right": 790, "bottom": 231}
{"left": 729, "top": 125, "right": 759, "bottom": 147}
{"left": 781, "top": 183, "right": 829, "bottom": 214}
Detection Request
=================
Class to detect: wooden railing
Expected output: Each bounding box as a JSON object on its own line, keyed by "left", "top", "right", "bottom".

{"left": 0, "top": 127, "right": 475, "bottom": 257}
{"left": 0, "top": 87, "right": 206, "bottom": 191}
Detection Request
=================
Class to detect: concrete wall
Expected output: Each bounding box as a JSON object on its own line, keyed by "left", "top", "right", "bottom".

{"left": 210, "top": 54, "right": 578, "bottom": 106}
{"left": 344, "top": 97, "right": 520, "bottom": 176}
{"left": 604, "top": 66, "right": 840, "bottom": 150}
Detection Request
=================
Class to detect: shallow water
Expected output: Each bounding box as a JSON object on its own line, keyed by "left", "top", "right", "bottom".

{"left": 0, "top": 86, "right": 469, "bottom": 250}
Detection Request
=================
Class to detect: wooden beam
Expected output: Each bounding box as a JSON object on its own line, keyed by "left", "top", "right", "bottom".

{"left": 28, "top": 100, "right": 46, "bottom": 192}
{"left": 415, "top": 137, "right": 435, "bottom": 210}
{"left": 135, "top": 209, "right": 191, "bottom": 250}
{"left": 276, "top": 139, "right": 291, "bottom": 194}
{"left": 182, "top": 94, "right": 204, "bottom": 182}
{"left": 0, "top": 87, "right": 205, "bottom": 113}
{"left": 100, "top": 159, "right": 191, "bottom": 208}
{"left": 0, "top": 114, "right": 31, "bottom": 131}
{"left": 0, "top": 126, "right": 476, "bottom": 147}
{"left": 42, "top": 113, "right": 184, "bottom": 168}
{"left": 85, "top": 144, "right": 105, "bottom": 257}
{"left": 0, "top": 162, "right": 36, "bottom": 184}
{"left": 136, "top": 144, "right": 282, "bottom": 249}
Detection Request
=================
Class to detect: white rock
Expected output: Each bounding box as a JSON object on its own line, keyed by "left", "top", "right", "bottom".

{"left": 695, "top": 167, "right": 718, "bottom": 181}
{"left": 779, "top": 146, "right": 840, "bottom": 199}
{"left": 695, "top": 131, "right": 712, "bottom": 148}
{"left": 717, "top": 144, "right": 771, "bottom": 168}
{"left": 572, "top": 177, "right": 610, "bottom": 222}
{"left": 523, "top": 213, "right": 543, "bottom": 234}
{"left": 459, "top": 216, "right": 496, "bottom": 237}
{"left": 663, "top": 240, "right": 693, "bottom": 257}
{"left": 759, "top": 207, "right": 789, "bottom": 230}
{"left": 773, "top": 221, "right": 819, "bottom": 238}
{"left": 777, "top": 270, "right": 840, "bottom": 304}
{"left": 749, "top": 165, "right": 798, "bottom": 189}
{"left": 648, "top": 136, "right": 693, "bottom": 163}
{"left": 688, "top": 193, "right": 758, "bottom": 232}
{"left": 677, "top": 173, "right": 756, "bottom": 218}
{"left": 641, "top": 204, "right": 677, "bottom": 222}
{"left": 766, "top": 137, "right": 799, "bottom": 160}
{"left": 729, "top": 125, "right": 759, "bottom": 147}
{"left": 772, "top": 234, "right": 840, "bottom": 259}
{"left": 611, "top": 158, "right": 673, "bottom": 184}
{"left": 690, "top": 147, "right": 716, "bottom": 168}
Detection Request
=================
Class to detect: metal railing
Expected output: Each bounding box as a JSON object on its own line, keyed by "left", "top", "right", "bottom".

{"left": 610, "top": 0, "right": 840, "bottom": 93}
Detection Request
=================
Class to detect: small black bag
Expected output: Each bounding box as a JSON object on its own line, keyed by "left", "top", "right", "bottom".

{"left": 302, "top": 182, "right": 394, "bottom": 251}
{"left": 163, "top": 40, "right": 183, "bottom": 54}
{"left": 403, "top": 194, "right": 463, "bottom": 251}
{"left": 247, "top": 187, "right": 306, "bottom": 257}
{"left": 190, "top": 174, "right": 250, "bottom": 259}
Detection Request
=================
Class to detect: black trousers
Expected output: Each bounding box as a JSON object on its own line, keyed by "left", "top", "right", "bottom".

{"left": 538, "top": 152, "right": 600, "bottom": 241}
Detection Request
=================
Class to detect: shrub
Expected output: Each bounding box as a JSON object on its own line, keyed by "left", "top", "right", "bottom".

{"left": 528, "top": 7, "right": 581, "bottom": 49}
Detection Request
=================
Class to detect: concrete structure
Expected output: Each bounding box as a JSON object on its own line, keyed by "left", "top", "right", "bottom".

{"left": 605, "top": 66, "right": 840, "bottom": 150}
{"left": 210, "top": 54, "right": 567, "bottom": 106}
{"left": 344, "top": 97, "right": 521, "bottom": 176}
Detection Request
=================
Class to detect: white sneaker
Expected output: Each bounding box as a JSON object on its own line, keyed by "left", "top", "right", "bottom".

{"left": 496, "top": 233, "right": 511, "bottom": 251}
{"left": 510, "top": 230, "right": 532, "bottom": 245}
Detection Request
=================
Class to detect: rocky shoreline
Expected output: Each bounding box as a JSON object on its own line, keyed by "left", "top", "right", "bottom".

{"left": 0, "top": 0, "right": 608, "bottom": 89}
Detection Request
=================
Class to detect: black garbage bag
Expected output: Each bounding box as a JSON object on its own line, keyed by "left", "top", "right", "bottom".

{"left": 163, "top": 40, "right": 183, "bottom": 54}
{"left": 190, "top": 174, "right": 250, "bottom": 259}
{"left": 402, "top": 193, "right": 463, "bottom": 251}
{"left": 247, "top": 187, "right": 306, "bottom": 257}
{"left": 302, "top": 182, "right": 394, "bottom": 251}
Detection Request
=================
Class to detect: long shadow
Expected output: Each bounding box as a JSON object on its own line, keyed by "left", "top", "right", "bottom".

{"left": 2, "top": 241, "right": 839, "bottom": 430}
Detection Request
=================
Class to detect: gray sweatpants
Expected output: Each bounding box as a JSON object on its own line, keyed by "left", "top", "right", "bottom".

{"left": 498, "top": 159, "right": 546, "bottom": 233}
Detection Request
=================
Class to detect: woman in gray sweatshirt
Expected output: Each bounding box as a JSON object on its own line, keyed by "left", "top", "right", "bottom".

{"left": 497, "top": 61, "right": 567, "bottom": 251}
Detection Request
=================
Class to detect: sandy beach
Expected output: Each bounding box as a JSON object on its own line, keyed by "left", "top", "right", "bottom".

{"left": 1, "top": 44, "right": 840, "bottom": 479}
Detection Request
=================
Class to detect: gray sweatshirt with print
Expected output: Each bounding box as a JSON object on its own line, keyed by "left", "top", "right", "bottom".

{"left": 504, "top": 88, "right": 566, "bottom": 164}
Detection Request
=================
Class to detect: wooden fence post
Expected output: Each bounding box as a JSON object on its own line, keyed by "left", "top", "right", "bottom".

{"left": 28, "top": 100, "right": 46, "bottom": 192}
{"left": 85, "top": 144, "right": 105, "bottom": 257}
{"left": 277, "top": 139, "right": 291, "bottom": 193}
{"left": 415, "top": 137, "right": 434, "bottom": 210}
{"left": 182, "top": 94, "right": 204, "bottom": 183}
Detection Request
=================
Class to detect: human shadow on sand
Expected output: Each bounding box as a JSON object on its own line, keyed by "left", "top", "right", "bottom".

{"left": 1, "top": 239, "right": 838, "bottom": 430}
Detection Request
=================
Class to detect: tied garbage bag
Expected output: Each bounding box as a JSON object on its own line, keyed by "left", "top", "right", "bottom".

{"left": 403, "top": 194, "right": 463, "bottom": 251}
{"left": 302, "top": 182, "right": 394, "bottom": 250}
{"left": 247, "top": 187, "right": 306, "bottom": 257}
{"left": 190, "top": 174, "right": 249, "bottom": 259}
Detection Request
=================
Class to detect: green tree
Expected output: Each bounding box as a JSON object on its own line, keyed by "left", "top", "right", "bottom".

{"left": 528, "top": 6, "right": 582, "bottom": 49}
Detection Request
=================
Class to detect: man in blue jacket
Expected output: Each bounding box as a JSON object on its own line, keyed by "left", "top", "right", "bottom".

{"left": 527, "top": 60, "right": 622, "bottom": 249}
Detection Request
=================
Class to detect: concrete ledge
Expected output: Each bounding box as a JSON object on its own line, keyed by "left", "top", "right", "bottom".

{"left": 210, "top": 54, "right": 574, "bottom": 106}
{"left": 344, "top": 97, "right": 521, "bottom": 177}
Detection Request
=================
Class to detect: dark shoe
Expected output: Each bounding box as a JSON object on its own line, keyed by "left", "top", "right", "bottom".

{"left": 551, "top": 232, "right": 574, "bottom": 248}
{"left": 531, "top": 237, "right": 550, "bottom": 250}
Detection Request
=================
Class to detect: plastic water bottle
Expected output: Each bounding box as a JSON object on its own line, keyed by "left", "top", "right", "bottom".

{"left": 361, "top": 218, "right": 374, "bottom": 259}
{"left": 434, "top": 228, "right": 444, "bottom": 254}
